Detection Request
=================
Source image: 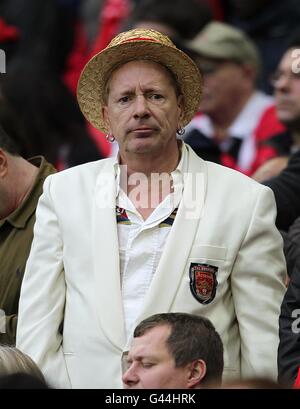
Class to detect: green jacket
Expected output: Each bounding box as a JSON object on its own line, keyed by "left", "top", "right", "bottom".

{"left": 0, "top": 156, "right": 56, "bottom": 345}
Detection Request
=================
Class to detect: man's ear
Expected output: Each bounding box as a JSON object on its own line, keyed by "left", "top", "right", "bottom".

{"left": 0, "top": 149, "right": 8, "bottom": 178}
{"left": 187, "top": 359, "right": 207, "bottom": 388}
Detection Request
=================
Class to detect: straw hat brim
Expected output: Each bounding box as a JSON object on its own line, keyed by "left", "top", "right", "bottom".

{"left": 77, "top": 41, "right": 202, "bottom": 133}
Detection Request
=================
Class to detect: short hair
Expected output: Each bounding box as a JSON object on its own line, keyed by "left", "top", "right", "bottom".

{"left": 0, "top": 346, "right": 45, "bottom": 383}
{"left": 134, "top": 312, "right": 224, "bottom": 385}
{"left": 0, "top": 125, "right": 20, "bottom": 155}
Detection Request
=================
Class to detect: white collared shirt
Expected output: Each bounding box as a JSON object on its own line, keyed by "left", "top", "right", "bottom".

{"left": 114, "top": 143, "right": 187, "bottom": 340}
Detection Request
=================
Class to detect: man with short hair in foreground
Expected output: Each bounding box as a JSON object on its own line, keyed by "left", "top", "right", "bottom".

{"left": 122, "top": 312, "right": 224, "bottom": 389}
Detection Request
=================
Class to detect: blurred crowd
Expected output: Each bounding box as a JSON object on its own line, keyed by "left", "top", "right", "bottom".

{"left": 2, "top": 0, "right": 300, "bottom": 389}
{"left": 1, "top": 0, "right": 300, "bottom": 170}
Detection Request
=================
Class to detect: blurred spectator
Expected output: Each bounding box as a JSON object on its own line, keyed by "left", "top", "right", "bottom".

{"left": 260, "top": 30, "right": 300, "bottom": 230}
{"left": 254, "top": 29, "right": 300, "bottom": 181}
{"left": 281, "top": 216, "right": 300, "bottom": 282}
{"left": 0, "top": 346, "right": 46, "bottom": 383}
{"left": 0, "top": 125, "right": 56, "bottom": 345}
{"left": 183, "top": 21, "right": 285, "bottom": 175}
{"left": 0, "top": 16, "right": 19, "bottom": 63}
{"left": 267, "top": 30, "right": 300, "bottom": 153}
{"left": 263, "top": 151, "right": 300, "bottom": 231}
{"left": 0, "top": 0, "right": 78, "bottom": 74}
{"left": 93, "top": 0, "right": 131, "bottom": 53}
{"left": 127, "top": 0, "right": 213, "bottom": 41}
{"left": 0, "top": 86, "right": 29, "bottom": 156}
{"left": 251, "top": 156, "right": 289, "bottom": 183}
{"left": 0, "top": 63, "right": 103, "bottom": 169}
{"left": 223, "top": 0, "right": 300, "bottom": 94}
{"left": 263, "top": 29, "right": 300, "bottom": 382}
{"left": 0, "top": 0, "right": 104, "bottom": 167}
{"left": 278, "top": 257, "right": 300, "bottom": 387}
{"left": 122, "top": 313, "right": 224, "bottom": 389}
{"left": 260, "top": 153, "right": 300, "bottom": 287}
{"left": 80, "top": 0, "right": 104, "bottom": 45}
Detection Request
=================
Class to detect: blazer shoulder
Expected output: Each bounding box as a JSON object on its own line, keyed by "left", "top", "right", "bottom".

{"left": 42, "top": 158, "right": 116, "bottom": 199}
{"left": 203, "top": 158, "right": 268, "bottom": 189}
{"left": 47, "top": 158, "right": 115, "bottom": 182}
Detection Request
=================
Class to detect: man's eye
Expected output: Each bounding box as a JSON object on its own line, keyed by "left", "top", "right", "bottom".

{"left": 141, "top": 362, "right": 153, "bottom": 368}
{"left": 150, "top": 94, "right": 163, "bottom": 100}
{"left": 119, "top": 96, "right": 130, "bottom": 103}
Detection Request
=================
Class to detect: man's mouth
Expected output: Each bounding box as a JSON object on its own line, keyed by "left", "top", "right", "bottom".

{"left": 277, "top": 100, "right": 294, "bottom": 110}
{"left": 131, "top": 127, "right": 155, "bottom": 137}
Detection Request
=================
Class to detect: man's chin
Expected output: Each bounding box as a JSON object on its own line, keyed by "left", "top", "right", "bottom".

{"left": 127, "top": 139, "right": 158, "bottom": 154}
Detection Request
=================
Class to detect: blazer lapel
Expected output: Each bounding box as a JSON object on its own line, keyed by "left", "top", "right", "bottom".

{"left": 135, "top": 147, "right": 207, "bottom": 328}
{"left": 92, "top": 160, "right": 126, "bottom": 350}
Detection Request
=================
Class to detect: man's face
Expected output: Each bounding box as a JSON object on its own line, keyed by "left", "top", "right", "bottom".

{"left": 196, "top": 57, "right": 250, "bottom": 116}
{"left": 273, "top": 48, "right": 300, "bottom": 128}
{"left": 122, "top": 325, "right": 193, "bottom": 389}
{"left": 102, "top": 60, "right": 183, "bottom": 159}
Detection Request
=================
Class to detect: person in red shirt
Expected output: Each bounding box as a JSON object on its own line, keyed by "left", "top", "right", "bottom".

{"left": 183, "top": 21, "right": 285, "bottom": 176}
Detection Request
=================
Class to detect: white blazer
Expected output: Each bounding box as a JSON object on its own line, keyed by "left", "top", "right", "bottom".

{"left": 16, "top": 145, "right": 286, "bottom": 388}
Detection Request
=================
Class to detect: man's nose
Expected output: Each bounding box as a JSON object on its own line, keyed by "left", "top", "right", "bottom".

{"left": 133, "top": 95, "right": 150, "bottom": 119}
{"left": 122, "top": 365, "right": 139, "bottom": 387}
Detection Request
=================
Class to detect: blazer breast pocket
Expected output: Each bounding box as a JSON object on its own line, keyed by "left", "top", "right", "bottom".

{"left": 189, "top": 245, "right": 227, "bottom": 261}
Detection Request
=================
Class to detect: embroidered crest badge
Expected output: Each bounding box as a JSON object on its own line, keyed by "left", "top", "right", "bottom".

{"left": 189, "top": 263, "right": 218, "bottom": 304}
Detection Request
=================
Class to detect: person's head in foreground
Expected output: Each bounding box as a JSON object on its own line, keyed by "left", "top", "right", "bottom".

{"left": 77, "top": 28, "right": 202, "bottom": 169}
{"left": 122, "top": 313, "right": 224, "bottom": 389}
{"left": 0, "top": 346, "right": 46, "bottom": 384}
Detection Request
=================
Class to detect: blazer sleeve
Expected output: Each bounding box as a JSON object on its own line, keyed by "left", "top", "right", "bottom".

{"left": 16, "top": 175, "right": 71, "bottom": 389}
{"left": 231, "top": 186, "right": 286, "bottom": 379}
{"left": 278, "top": 264, "right": 300, "bottom": 387}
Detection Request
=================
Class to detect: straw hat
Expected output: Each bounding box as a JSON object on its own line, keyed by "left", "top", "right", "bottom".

{"left": 77, "top": 29, "right": 202, "bottom": 133}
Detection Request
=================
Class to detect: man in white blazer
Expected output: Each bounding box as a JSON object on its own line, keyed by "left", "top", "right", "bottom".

{"left": 16, "top": 29, "right": 286, "bottom": 389}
